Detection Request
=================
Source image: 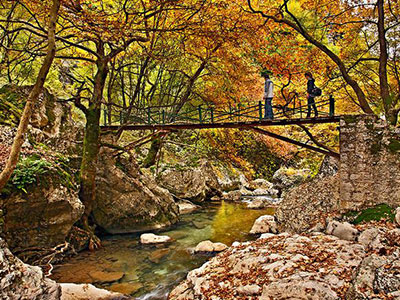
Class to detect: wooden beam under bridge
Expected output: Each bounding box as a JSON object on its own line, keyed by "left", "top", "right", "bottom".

{"left": 101, "top": 116, "right": 340, "bottom": 131}
{"left": 251, "top": 127, "right": 340, "bottom": 158}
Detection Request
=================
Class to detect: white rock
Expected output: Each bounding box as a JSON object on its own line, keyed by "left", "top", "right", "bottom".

{"left": 326, "top": 221, "right": 359, "bottom": 241}
{"left": 250, "top": 215, "right": 278, "bottom": 234}
{"left": 177, "top": 200, "right": 199, "bottom": 214}
{"left": 237, "top": 284, "right": 261, "bottom": 295}
{"left": 61, "top": 283, "right": 125, "bottom": 300}
{"left": 253, "top": 188, "right": 270, "bottom": 196}
{"left": 259, "top": 233, "right": 276, "bottom": 239}
{"left": 396, "top": 207, "right": 400, "bottom": 227}
{"left": 140, "top": 233, "right": 172, "bottom": 244}
{"left": 194, "top": 240, "right": 228, "bottom": 253}
{"left": 249, "top": 179, "right": 273, "bottom": 191}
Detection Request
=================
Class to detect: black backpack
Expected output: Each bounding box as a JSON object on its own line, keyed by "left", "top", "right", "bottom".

{"left": 312, "top": 84, "right": 322, "bottom": 97}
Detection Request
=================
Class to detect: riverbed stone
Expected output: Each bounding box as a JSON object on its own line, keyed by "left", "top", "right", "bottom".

{"left": 61, "top": 283, "right": 128, "bottom": 300}
{"left": 94, "top": 150, "right": 179, "bottom": 234}
{"left": 149, "top": 248, "right": 170, "bottom": 263}
{"left": 250, "top": 215, "right": 278, "bottom": 234}
{"left": 89, "top": 270, "right": 125, "bottom": 284}
{"left": 109, "top": 282, "right": 143, "bottom": 295}
{"left": 140, "top": 233, "right": 172, "bottom": 244}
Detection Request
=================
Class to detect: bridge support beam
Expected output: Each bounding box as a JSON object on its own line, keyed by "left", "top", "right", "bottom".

{"left": 251, "top": 127, "right": 340, "bottom": 158}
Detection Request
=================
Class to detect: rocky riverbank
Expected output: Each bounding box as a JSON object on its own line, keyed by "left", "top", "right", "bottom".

{"left": 169, "top": 215, "right": 400, "bottom": 300}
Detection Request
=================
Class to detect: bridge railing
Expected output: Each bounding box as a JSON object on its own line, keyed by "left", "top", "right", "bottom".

{"left": 102, "top": 95, "right": 335, "bottom": 126}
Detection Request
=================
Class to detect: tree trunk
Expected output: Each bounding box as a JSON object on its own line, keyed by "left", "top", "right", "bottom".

{"left": 142, "top": 135, "right": 163, "bottom": 168}
{"left": 0, "top": 0, "right": 60, "bottom": 192}
{"left": 79, "top": 52, "right": 108, "bottom": 227}
{"left": 377, "top": 0, "right": 397, "bottom": 125}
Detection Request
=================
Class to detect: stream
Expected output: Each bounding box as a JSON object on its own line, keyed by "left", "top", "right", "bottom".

{"left": 51, "top": 201, "right": 275, "bottom": 299}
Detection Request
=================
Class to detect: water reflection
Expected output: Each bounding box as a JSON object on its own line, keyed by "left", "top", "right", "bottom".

{"left": 51, "top": 201, "right": 274, "bottom": 299}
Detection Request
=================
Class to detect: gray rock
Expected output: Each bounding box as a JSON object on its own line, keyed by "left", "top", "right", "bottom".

{"left": 158, "top": 161, "right": 221, "bottom": 203}
{"left": 396, "top": 207, "right": 400, "bottom": 227}
{"left": 2, "top": 173, "right": 84, "bottom": 250}
{"left": 222, "top": 190, "right": 242, "bottom": 202}
{"left": 0, "top": 238, "right": 61, "bottom": 299}
{"left": 94, "top": 150, "right": 179, "bottom": 234}
{"left": 326, "top": 221, "right": 359, "bottom": 241}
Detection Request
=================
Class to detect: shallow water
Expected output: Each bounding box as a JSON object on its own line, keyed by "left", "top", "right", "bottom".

{"left": 51, "top": 201, "right": 274, "bottom": 299}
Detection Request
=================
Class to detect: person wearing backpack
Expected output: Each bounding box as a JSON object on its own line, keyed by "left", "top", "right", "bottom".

{"left": 261, "top": 70, "right": 274, "bottom": 119}
{"left": 305, "top": 72, "right": 319, "bottom": 118}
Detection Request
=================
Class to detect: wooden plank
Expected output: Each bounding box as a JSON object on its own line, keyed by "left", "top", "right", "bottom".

{"left": 101, "top": 116, "right": 341, "bottom": 131}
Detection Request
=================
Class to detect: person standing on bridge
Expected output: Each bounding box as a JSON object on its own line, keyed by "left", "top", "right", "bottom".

{"left": 305, "top": 72, "right": 318, "bottom": 118}
{"left": 262, "top": 70, "right": 274, "bottom": 119}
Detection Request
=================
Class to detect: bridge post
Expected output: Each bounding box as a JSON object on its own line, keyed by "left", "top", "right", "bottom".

{"left": 329, "top": 95, "right": 335, "bottom": 117}
{"left": 198, "top": 105, "right": 202, "bottom": 123}
{"left": 162, "top": 110, "right": 165, "bottom": 124}
{"left": 211, "top": 107, "right": 214, "bottom": 123}
{"left": 238, "top": 104, "right": 241, "bottom": 122}
{"left": 258, "top": 101, "right": 262, "bottom": 121}
{"left": 103, "top": 108, "right": 107, "bottom": 126}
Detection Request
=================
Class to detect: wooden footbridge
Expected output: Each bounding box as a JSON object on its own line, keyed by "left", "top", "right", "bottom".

{"left": 101, "top": 96, "right": 340, "bottom": 157}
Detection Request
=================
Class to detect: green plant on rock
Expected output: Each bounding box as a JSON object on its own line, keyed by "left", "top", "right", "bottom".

{"left": 9, "top": 156, "right": 52, "bottom": 193}
{"left": 346, "top": 204, "right": 396, "bottom": 225}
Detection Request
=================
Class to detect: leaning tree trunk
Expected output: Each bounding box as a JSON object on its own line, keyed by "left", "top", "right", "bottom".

{"left": 0, "top": 0, "right": 60, "bottom": 191}
{"left": 79, "top": 54, "right": 108, "bottom": 236}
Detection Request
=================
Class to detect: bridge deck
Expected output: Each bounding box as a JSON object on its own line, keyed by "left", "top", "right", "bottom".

{"left": 101, "top": 116, "right": 341, "bottom": 131}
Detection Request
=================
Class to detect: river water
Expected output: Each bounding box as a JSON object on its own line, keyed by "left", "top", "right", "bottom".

{"left": 51, "top": 201, "right": 274, "bottom": 299}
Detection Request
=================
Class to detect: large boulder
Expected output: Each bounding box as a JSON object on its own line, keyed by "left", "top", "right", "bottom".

{"left": 1, "top": 171, "right": 84, "bottom": 250}
{"left": 0, "top": 238, "right": 61, "bottom": 299}
{"left": 275, "top": 174, "right": 340, "bottom": 233}
{"left": 157, "top": 161, "right": 221, "bottom": 203}
{"left": 93, "top": 151, "right": 179, "bottom": 234}
{"left": 169, "top": 232, "right": 366, "bottom": 300}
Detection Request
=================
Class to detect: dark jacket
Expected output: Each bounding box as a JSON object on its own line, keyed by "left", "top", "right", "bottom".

{"left": 307, "top": 78, "right": 315, "bottom": 95}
